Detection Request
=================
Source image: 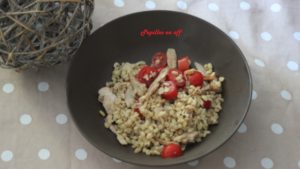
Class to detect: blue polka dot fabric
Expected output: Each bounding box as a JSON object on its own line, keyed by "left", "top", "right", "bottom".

{"left": 1, "top": 0, "right": 300, "bottom": 169}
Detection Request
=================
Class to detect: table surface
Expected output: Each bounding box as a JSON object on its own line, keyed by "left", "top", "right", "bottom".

{"left": 1, "top": 0, "right": 300, "bottom": 169}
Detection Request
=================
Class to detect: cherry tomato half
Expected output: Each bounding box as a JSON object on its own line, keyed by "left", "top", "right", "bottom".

{"left": 137, "top": 66, "right": 158, "bottom": 87}
{"left": 178, "top": 56, "right": 191, "bottom": 72}
{"left": 186, "top": 71, "right": 204, "bottom": 87}
{"left": 161, "top": 143, "right": 183, "bottom": 158}
{"left": 152, "top": 52, "right": 167, "bottom": 69}
{"left": 167, "top": 69, "right": 185, "bottom": 88}
{"left": 160, "top": 81, "right": 178, "bottom": 100}
{"left": 203, "top": 100, "right": 212, "bottom": 109}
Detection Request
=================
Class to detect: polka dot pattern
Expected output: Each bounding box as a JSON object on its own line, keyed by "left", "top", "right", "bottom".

{"left": 261, "top": 158, "right": 274, "bottom": 169}
{"left": 75, "top": 149, "right": 87, "bottom": 160}
{"left": 38, "top": 149, "right": 50, "bottom": 160}
{"left": 1, "top": 150, "right": 13, "bottom": 162}
{"left": 20, "top": 114, "right": 32, "bottom": 125}
{"left": 270, "top": 3, "right": 281, "bottom": 12}
{"left": 260, "top": 32, "right": 272, "bottom": 41}
{"left": 38, "top": 82, "right": 49, "bottom": 92}
{"left": 56, "top": 114, "right": 68, "bottom": 125}
{"left": 254, "top": 58, "right": 265, "bottom": 67}
{"left": 228, "top": 31, "right": 239, "bottom": 39}
{"left": 238, "top": 123, "right": 247, "bottom": 133}
{"left": 145, "top": 0, "right": 156, "bottom": 10}
{"left": 280, "top": 90, "right": 292, "bottom": 101}
{"left": 252, "top": 90, "right": 257, "bottom": 100}
{"left": 294, "top": 32, "right": 300, "bottom": 41}
{"left": 2, "top": 83, "right": 14, "bottom": 94}
{"left": 114, "top": 0, "right": 124, "bottom": 7}
{"left": 240, "top": 1, "right": 251, "bottom": 10}
{"left": 177, "top": 0, "right": 188, "bottom": 10}
{"left": 271, "top": 123, "right": 284, "bottom": 135}
{"left": 208, "top": 3, "right": 219, "bottom": 12}
{"left": 287, "top": 61, "right": 299, "bottom": 71}
{"left": 223, "top": 157, "right": 236, "bottom": 168}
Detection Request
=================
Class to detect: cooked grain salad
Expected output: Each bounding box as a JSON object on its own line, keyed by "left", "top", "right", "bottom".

{"left": 98, "top": 49, "right": 224, "bottom": 158}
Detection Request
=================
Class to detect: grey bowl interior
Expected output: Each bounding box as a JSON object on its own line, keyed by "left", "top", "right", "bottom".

{"left": 67, "top": 10, "right": 252, "bottom": 166}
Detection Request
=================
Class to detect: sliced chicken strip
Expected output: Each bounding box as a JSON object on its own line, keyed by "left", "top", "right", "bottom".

{"left": 98, "top": 87, "right": 117, "bottom": 114}
{"left": 195, "top": 62, "right": 217, "bottom": 80}
{"left": 194, "top": 62, "right": 206, "bottom": 75}
{"left": 166, "top": 48, "right": 177, "bottom": 68}
{"left": 139, "top": 67, "right": 169, "bottom": 102}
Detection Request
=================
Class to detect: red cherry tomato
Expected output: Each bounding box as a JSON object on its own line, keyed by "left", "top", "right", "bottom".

{"left": 186, "top": 71, "right": 204, "bottom": 87}
{"left": 160, "top": 81, "right": 178, "bottom": 100}
{"left": 167, "top": 69, "right": 185, "bottom": 88}
{"left": 134, "top": 108, "right": 145, "bottom": 120}
{"left": 178, "top": 56, "right": 191, "bottom": 72}
{"left": 161, "top": 143, "right": 183, "bottom": 158}
{"left": 137, "top": 66, "right": 158, "bottom": 87}
{"left": 152, "top": 52, "right": 167, "bottom": 68}
{"left": 203, "top": 100, "right": 212, "bottom": 109}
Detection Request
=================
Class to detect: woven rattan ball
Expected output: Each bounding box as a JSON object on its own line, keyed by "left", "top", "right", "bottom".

{"left": 0, "top": 0, "right": 94, "bottom": 70}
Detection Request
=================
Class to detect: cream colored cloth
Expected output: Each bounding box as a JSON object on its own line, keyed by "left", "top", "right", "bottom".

{"left": 1, "top": 0, "right": 300, "bottom": 169}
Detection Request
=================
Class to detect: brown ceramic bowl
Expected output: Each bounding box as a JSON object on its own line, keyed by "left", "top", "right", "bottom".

{"left": 67, "top": 11, "right": 252, "bottom": 166}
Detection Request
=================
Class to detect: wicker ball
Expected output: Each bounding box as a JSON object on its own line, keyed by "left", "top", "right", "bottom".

{"left": 0, "top": 0, "right": 94, "bottom": 70}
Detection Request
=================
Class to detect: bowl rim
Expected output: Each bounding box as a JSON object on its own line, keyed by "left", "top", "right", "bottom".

{"left": 66, "top": 10, "right": 253, "bottom": 167}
